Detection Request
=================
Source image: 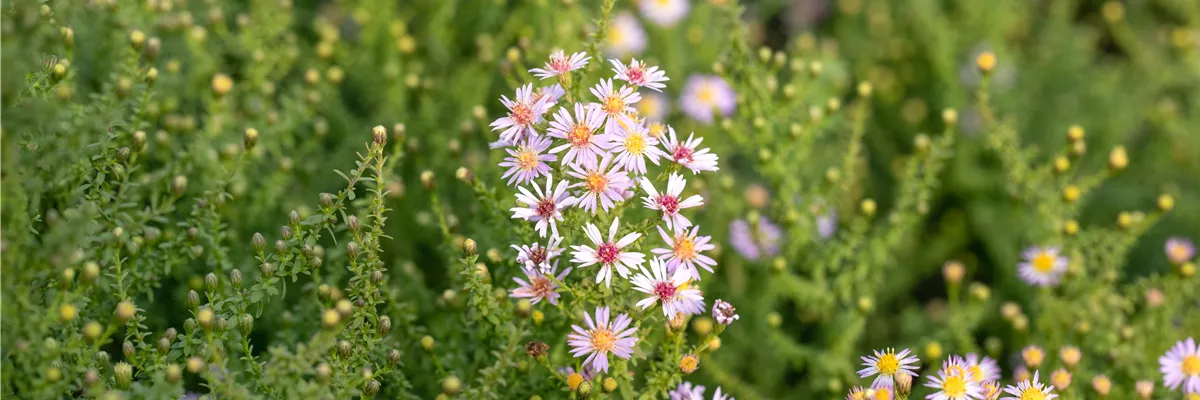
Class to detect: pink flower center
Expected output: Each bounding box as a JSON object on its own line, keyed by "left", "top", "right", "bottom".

{"left": 596, "top": 242, "right": 620, "bottom": 265}
{"left": 526, "top": 246, "right": 548, "bottom": 266}
{"left": 672, "top": 145, "right": 694, "bottom": 164}
{"left": 510, "top": 103, "right": 534, "bottom": 126}
{"left": 656, "top": 194, "right": 680, "bottom": 216}
{"left": 626, "top": 66, "right": 645, "bottom": 85}
{"left": 550, "top": 56, "right": 571, "bottom": 73}
{"left": 536, "top": 198, "right": 557, "bottom": 218}
{"left": 653, "top": 281, "right": 677, "bottom": 300}
{"left": 530, "top": 276, "right": 554, "bottom": 298}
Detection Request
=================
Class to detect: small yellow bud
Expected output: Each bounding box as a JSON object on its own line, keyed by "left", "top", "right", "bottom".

{"left": 942, "top": 261, "right": 965, "bottom": 284}
{"left": 707, "top": 337, "right": 721, "bottom": 351}
{"left": 59, "top": 304, "right": 78, "bottom": 322}
{"left": 115, "top": 301, "right": 136, "bottom": 323}
{"left": 532, "top": 310, "right": 544, "bottom": 325}
{"left": 196, "top": 308, "right": 214, "bottom": 330}
{"left": 421, "top": 335, "right": 435, "bottom": 351}
{"left": 1060, "top": 345, "right": 1082, "bottom": 369}
{"left": 1157, "top": 194, "right": 1174, "bottom": 212}
{"left": 1117, "top": 211, "right": 1133, "bottom": 229}
{"left": 1092, "top": 375, "right": 1112, "bottom": 397}
{"left": 1067, "top": 125, "right": 1085, "bottom": 142}
{"left": 942, "top": 108, "right": 958, "bottom": 125}
{"left": 322, "top": 309, "right": 340, "bottom": 328}
{"left": 129, "top": 30, "right": 146, "bottom": 50}
{"left": 1051, "top": 368, "right": 1072, "bottom": 390}
{"left": 1108, "top": 146, "right": 1128, "bottom": 171}
{"left": 1102, "top": 2, "right": 1124, "bottom": 22}
{"left": 1063, "top": 185, "right": 1081, "bottom": 202}
{"left": 566, "top": 373, "right": 584, "bottom": 390}
{"left": 1180, "top": 262, "right": 1195, "bottom": 277}
{"left": 860, "top": 199, "right": 877, "bottom": 217}
{"left": 1054, "top": 156, "right": 1070, "bottom": 173}
{"left": 211, "top": 74, "right": 233, "bottom": 96}
{"left": 857, "top": 81, "right": 873, "bottom": 98}
{"left": 1064, "top": 220, "right": 1080, "bottom": 236}
{"left": 692, "top": 318, "right": 713, "bottom": 336}
{"left": 976, "top": 52, "right": 997, "bottom": 73}
{"left": 925, "top": 341, "right": 943, "bottom": 360}
{"left": 1022, "top": 345, "right": 1045, "bottom": 368}
{"left": 83, "top": 321, "right": 104, "bottom": 340}
{"left": 186, "top": 356, "right": 205, "bottom": 373}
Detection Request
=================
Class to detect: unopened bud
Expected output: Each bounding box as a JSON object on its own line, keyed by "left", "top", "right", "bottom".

{"left": 114, "top": 362, "right": 133, "bottom": 389}
{"left": 1067, "top": 125, "right": 1085, "bottom": 142}
{"left": 171, "top": 175, "right": 188, "bottom": 196}
{"left": 211, "top": 74, "right": 233, "bottom": 96}
{"left": 315, "top": 363, "right": 331, "bottom": 383}
{"left": 379, "top": 315, "right": 392, "bottom": 335}
{"left": 420, "top": 170, "right": 435, "bottom": 189}
{"left": 943, "top": 260, "right": 965, "bottom": 284}
{"left": 59, "top": 304, "right": 78, "bottom": 322}
{"left": 322, "top": 309, "right": 340, "bottom": 328}
{"left": 186, "top": 356, "right": 205, "bottom": 373}
{"left": 1092, "top": 375, "right": 1111, "bottom": 397}
{"left": 244, "top": 128, "right": 258, "bottom": 150}
{"left": 196, "top": 308, "right": 214, "bottom": 331}
{"left": 230, "top": 269, "right": 243, "bottom": 289}
{"left": 1108, "top": 146, "right": 1128, "bottom": 171}
{"left": 336, "top": 340, "right": 351, "bottom": 358}
{"left": 976, "top": 52, "right": 997, "bottom": 72}
{"left": 115, "top": 301, "right": 136, "bottom": 323}
{"left": 129, "top": 30, "right": 146, "bottom": 50}
{"left": 602, "top": 377, "right": 618, "bottom": 393}
{"left": 122, "top": 341, "right": 136, "bottom": 358}
{"left": 166, "top": 364, "right": 182, "bottom": 383}
{"left": 421, "top": 335, "right": 435, "bottom": 351}
{"left": 679, "top": 353, "right": 699, "bottom": 374}
{"left": 442, "top": 376, "right": 462, "bottom": 395}
{"left": 157, "top": 337, "right": 170, "bottom": 353}
{"left": 365, "top": 379, "right": 381, "bottom": 396}
{"left": 372, "top": 125, "right": 387, "bottom": 145}
{"left": 1157, "top": 194, "right": 1174, "bottom": 212}
{"left": 238, "top": 314, "right": 254, "bottom": 335}
{"left": 860, "top": 199, "right": 877, "bottom": 217}
{"left": 205, "top": 272, "right": 219, "bottom": 292}
{"left": 455, "top": 167, "right": 472, "bottom": 183}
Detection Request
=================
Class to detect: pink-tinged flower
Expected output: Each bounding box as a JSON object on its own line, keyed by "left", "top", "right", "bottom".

{"left": 652, "top": 225, "right": 716, "bottom": 280}
{"left": 534, "top": 84, "right": 566, "bottom": 105}
{"left": 679, "top": 75, "right": 735, "bottom": 124}
{"left": 728, "top": 217, "right": 783, "bottom": 261}
{"left": 511, "top": 235, "right": 565, "bottom": 273}
{"left": 567, "top": 306, "right": 638, "bottom": 373}
{"left": 817, "top": 209, "right": 838, "bottom": 240}
{"left": 548, "top": 103, "right": 609, "bottom": 169}
{"left": 669, "top": 382, "right": 706, "bottom": 400}
{"left": 611, "top": 58, "right": 668, "bottom": 92}
{"left": 611, "top": 120, "right": 665, "bottom": 175}
{"left": 712, "top": 299, "right": 738, "bottom": 325}
{"left": 570, "top": 218, "right": 645, "bottom": 287}
{"left": 631, "top": 258, "right": 705, "bottom": 316}
{"left": 499, "top": 135, "right": 556, "bottom": 186}
{"left": 638, "top": 0, "right": 689, "bottom": 27}
{"left": 1160, "top": 337, "right": 1200, "bottom": 393}
{"left": 663, "top": 127, "right": 719, "bottom": 174}
{"left": 637, "top": 91, "right": 669, "bottom": 122}
{"left": 529, "top": 50, "right": 590, "bottom": 79}
{"left": 858, "top": 348, "right": 920, "bottom": 387}
{"left": 926, "top": 356, "right": 984, "bottom": 400}
{"left": 1018, "top": 245, "right": 1068, "bottom": 287}
{"left": 605, "top": 12, "right": 647, "bottom": 57}
{"left": 965, "top": 353, "right": 1001, "bottom": 383}
{"left": 1001, "top": 371, "right": 1058, "bottom": 400}
{"left": 491, "top": 83, "right": 553, "bottom": 143}
{"left": 1166, "top": 237, "right": 1196, "bottom": 265}
{"left": 640, "top": 173, "right": 704, "bottom": 229}
{"left": 567, "top": 154, "right": 631, "bottom": 214}
{"left": 510, "top": 177, "right": 577, "bottom": 238}
{"left": 590, "top": 79, "right": 641, "bottom": 135}
{"left": 509, "top": 263, "right": 572, "bottom": 305}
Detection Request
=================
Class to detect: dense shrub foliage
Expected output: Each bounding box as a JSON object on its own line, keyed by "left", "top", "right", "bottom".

{"left": 2, "top": 0, "right": 1197, "bottom": 399}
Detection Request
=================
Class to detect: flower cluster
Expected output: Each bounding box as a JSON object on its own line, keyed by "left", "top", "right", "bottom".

{"left": 492, "top": 50, "right": 732, "bottom": 381}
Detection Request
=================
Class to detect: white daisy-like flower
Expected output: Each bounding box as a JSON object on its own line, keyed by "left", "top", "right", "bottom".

{"left": 570, "top": 217, "right": 646, "bottom": 287}
{"left": 638, "top": 0, "right": 690, "bottom": 27}
{"left": 498, "top": 135, "right": 556, "bottom": 186}
{"left": 511, "top": 235, "right": 565, "bottom": 273}
{"left": 964, "top": 353, "right": 1002, "bottom": 383}
{"left": 1160, "top": 337, "right": 1200, "bottom": 393}
{"left": 1017, "top": 245, "right": 1068, "bottom": 287}
{"left": 509, "top": 264, "right": 572, "bottom": 305}
{"left": 631, "top": 258, "right": 705, "bottom": 316}
{"left": 490, "top": 83, "right": 553, "bottom": 143}
{"left": 510, "top": 176, "right": 577, "bottom": 238}
{"left": 652, "top": 225, "right": 716, "bottom": 280}
{"left": 590, "top": 78, "right": 641, "bottom": 135}
{"left": 925, "top": 357, "right": 984, "bottom": 400}
{"left": 547, "top": 103, "right": 609, "bottom": 169}
{"left": 605, "top": 12, "right": 647, "bottom": 57}
{"left": 611, "top": 120, "right": 665, "bottom": 175}
{"left": 640, "top": 173, "right": 703, "bottom": 230}
{"left": 1001, "top": 371, "right": 1058, "bottom": 400}
{"left": 529, "top": 50, "right": 590, "bottom": 79}
{"left": 611, "top": 58, "right": 669, "bottom": 92}
{"left": 858, "top": 348, "right": 921, "bottom": 387}
{"left": 567, "top": 153, "right": 631, "bottom": 215}
{"left": 567, "top": 306, "right": 638, "bottom": 373}
{"left": 662, "top": 127, "right": 719, "bottom": 174}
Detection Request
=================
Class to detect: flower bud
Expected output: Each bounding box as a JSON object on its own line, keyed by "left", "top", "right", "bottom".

{"left": 1181, "top": 262, "right": 1196, "bottom": 277}
{"left": 157, "top": 337, "right": 171, "bottom": 354}
{"left": 145, "top": 37, "right": 161, "bottom": 61}
{"left": 1064, "top": 220, "right": 1079, "bottom": 236}
{"left": 347, "top": 241, "right": 360, "bottom": 260}
{"left": 365, "top": 379, "right": 381, "bottom": 396}
{"left": 896, "top": 372, "right": 913, "bottom": 398}
{"left": 212, "top": 74, "right": 233, "bottom": 96}
{"left": 577, "top": 381, "right": 593, "bottom": 398}
{"left": 196, "top": 307, "right": 214, "bottom": 331}
{"left": 82, "top": 321, "right": 103, "bottom": 340}
{"left": 1063, "top": 185, "right": 1081, "bottom": 202}
{"left": 1022, "top": 345, "right": 1045, "bottom": 368}
{"left": 387, "top": 349, "right": 402, "bottom": 366}
{"left": 1092, "top": 375, "right": 1111, "bottom": 397}
{"left": 347, "top": 215, "right": 360, "bottom": 232}
{"left": 515, "top": 299, "right": 533, "bottom": 317}
{"left": 122, "top": 341, "right": 136, "bottom": 358}
{"left": 372, "top": 125, "right": 387, "bottom": 145}
{"left": 164, "top": 327, "right": 177, "bottom": 343}
{"left": 129, "top": 30, "right": 146, "bottom": 50}
{"left": 976, "top": 52, "right": 996, "bottom": 72}
{"left": 602, "top": 377, "right": 618, "bottom": 393}
{"left": 420, "top": 170, "right": 435, "bottom": 189}
{"left": 228, "top": 269, "right": 243, "bottom": 290}
{"left": 166, "top": 364, "right": 182, "bottom": 383}
{"left": 336, "top": 299, "right": 353, "bottom": 319}
{"left": 1157, "top": 194, "right": 1174, "bottom": 212}
{"left": 186, "top": 356, "right": 205, "bottom": 373}
{"left": 237, "top": 314, "right": 254, "bottom": 335}
{"left": 1108, "top": 146, "right": 1128, "bottom": 171}
{"left": 860, "top": 199, "right": 877, "bottom": 217}
{"left": 336, "top": 340, "right": 352, "bottom": 358}
{"left": 442, "top": 376, "right": 462, "bottom": 395}
{"left": 319, "top": 308, "right": 340, "bottom": 328}
{"left": 59, "top": 304, "right": 78, "bottom": 322}
{"left": 314, "top": 362, "right": 331, "bottom": 383}
{"left": 379, "top": 315, "right": 392, "bottom": 335}
{"left": 250, "top": 232, "right": 266, "bottom": 252}
{"left": 84, "top": 369, "right": 100, "bottom": 386}
{"left": 215, "top": 316, "right": 228, "bottom": 332}
{"left": 679, "top": 354, "right": 699, "bottom": 374}
{"left": 372, "top": 270, "right": 384, "bottom": 284}
{"left": 455, "top": 167, "right": 473, "bottom": 183}
{"left": 925, "top": 341, "right": 943, "bottom": 360}
{"left": 83, "top": 261, "right": 100, "bottom": 283}
{"left": 115, "top": 301, "right": 137, "bottom": 323}
{"left": 942, "top": 260, "right": 965, "bottom": 284}
{"left": 242, "top": 128, "right": 259, "bottom": 150}
{"left": 171, "top": 175, "right": 188, "bottom": 196}
{"left": 114, "top": 362, "right": 133, "bottom": 389}
{"left": 205, "top": 272, "right": 219, "bottom": 292}
{"left": 95, "top": 350, "right": 110, "bottom": 365}
{"left": 1051, "top": 368, "right": 1071, "bottom": 390}
{"left": 1135, "top": 380, "right": 1153, "bottom": 399}
{"left": 421, "top": 335, "right": 435, "bottom": 351}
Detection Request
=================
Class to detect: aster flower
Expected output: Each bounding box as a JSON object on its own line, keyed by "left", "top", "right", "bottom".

{"left": 670, "top": 382, "right": 706, "bottom": 400}
{"left": 652, "top": 225, "right": 716, "bottom": 280}
{"left": 529, "top": 50, "right": 590, "bottom": 79}
{"left": 679, "top": 74, "right": 736, "bottom": 124}
{"left": 1017, "top": 245, "right": 1068, "bottom": 287}
{"left": 1160, "top": 337, "right": 1200, "bottom": 393}
{"left": 870, "top": 381, "right": 896, "bottom": 400}
{"left": 509, "top": 264, "right": 572, "bottom": 305}
{"left": 712, "top": 299, "right": 739, "bottom": 325}
{"left": 817, "top": 208, "right": 838, "bottom": 240}
{"left": 547, "top": 103, "right": 609, "bottom": 169}
{"left": 1001, "top": 371, "right": 1058, "bottom": 400}
{"left": 567, "top": 306, "right": 638, "bottom": 373}
{"left": 641, "top": 174, "right": 704, "bottom": 229}
{"left": 491, "top": 83, "right": 553, "bottom": 143}
{"left": 570, "top": 217, "right": 646, "bottom": 287}
{"left": 511, "top": 235, "right": 565, "bottom": 273}
{"left": 611, "top": 58, "right": 669, "bottom": 92}
{"left": 1166, "top": 237, "right": 1196, "bottom": 265}
{"left": 567, "top": 153, "right": 631, "bottom": 214}
{"left": 728, "top": 217, "right": 783, "bottom": 261}
{"left": 925, "top": 357, "right": 983, "bottom": 400}
{"left": 638, "top": 0, "right": 689, "bottom": 27}
{"left": 605, "top": 12, "right": 647, "bottom": 57}
{"left": 534, "top": 84, "right": 566, "bottom": 105}
{"left": 847, "top": 387, "right": 869, "bottom": 400}
{"left": 510, "top": 176, "right": 577, "bottom": 238}
{"left": 858, "top": 348, "right": 920, "bottom": 387}
{"left": 631, "top": 258, "right": 705, "bottom": 317}
{"left": 637, "top": 91, "right": 669, "bottom": 122}
{"left": 662, "top": 127, "right": 719, "bottom": 174}
{"left": 712, "top": 387, "right": 733, "bottom": 400}
{"left": 498, "top": 135, "right": 556, "bottom": 186}
{"left": 965, "top": 353, "right": 1002, "bottom": 383}
{"left": 590, "top": 79, "right": 641, "bottom": 135}
{"left": 611, "top": 120, "right": 665, "bottom": 175}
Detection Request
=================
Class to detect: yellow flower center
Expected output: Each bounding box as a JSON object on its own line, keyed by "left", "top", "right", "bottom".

{"left": 585, "top": 172, "right": 609, "bottom": 193}
{"left": 510, "top": 103, "right": 533, "bottom": 125}
{"left": 590, "top": 328, "right": 616, "bottom": 352}
{"left": 607, "top": 28, "right": 624, "bottom": 45}
{"left": 697, "top": 86, "right": 715, "bottom": 103}
{"left": 1188, "top": 393, "right": 1200, "bottom": 400}
{"left": 967, "top": 365, "right": 983, "bottom": 382}
{"left": 1170, "top": 244, "right": 1191, "bottom": 261}
{"left": 638, "top": 97, "right": 659, "bottom": 116}
{"left": 603, "top": 96, "right": 625, "bottom": 115}
{"left": 568, "top": 124, "right": 593, "bottom": 147}
{"left": 1032, "top": 252, "right": 1056, "bottom": 273}
{"left": 876, "top": 353, "right": 900, "bottom": 375}
{"left": 624, "top": 132, "right": 647, "bottom": 155}
{"left": 516, "top": 147, "right": 539, "bottom": 171}
{"left": 872, "top": 387, "right": 892, "bottom": 400}
{"left": 1019, "top": 389, "right": 1047, "bottom": 400}
{"left": 655, "top": 0, "right": 671, "bottom": 5}
{"left": 941, "top": 375, "right": 966, "bottom": 397}
{"left": 1183, "top": 354, "right": 1200, "bottom": 376}
{"left": 679, "top": 354, "right": 699, "bottom": 373}
{"left": 673, "top": 236, "right": 696, "bottom": 261}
